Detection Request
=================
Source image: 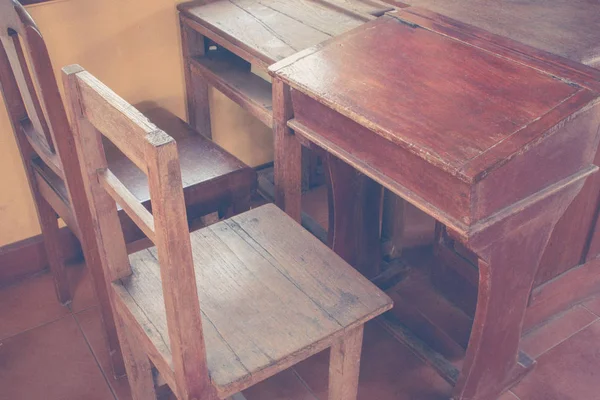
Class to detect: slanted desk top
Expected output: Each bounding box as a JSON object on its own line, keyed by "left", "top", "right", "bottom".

{"left": 405, "top": 0, "right": 600, "bottom": 68}
{"left": 271, "top": 14, "right": 600, "bottom": 233}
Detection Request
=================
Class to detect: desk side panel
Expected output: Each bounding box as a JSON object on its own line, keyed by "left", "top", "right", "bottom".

{"left": 472, "top": 100, "right": 600, "bottom": 222}
{"left": 536, "top": 129, "right": 600, "bottom": 286}
{"left": 291, "top": 90, "right": 472, "bottom": 226}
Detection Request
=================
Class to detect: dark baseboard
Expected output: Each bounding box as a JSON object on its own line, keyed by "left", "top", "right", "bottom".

{"left": 0, "top": 227, "right": 81, "bottom": 286}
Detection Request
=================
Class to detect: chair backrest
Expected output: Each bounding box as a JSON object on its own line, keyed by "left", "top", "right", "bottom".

{"left": 62, "top": 65, "right": 211, "bottom": 398}
{"left": 0, "top": 0, "right": 70, "bottom": 176}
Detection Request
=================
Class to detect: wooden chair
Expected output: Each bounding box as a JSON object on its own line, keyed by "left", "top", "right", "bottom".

{"left": 63, "top": 65, "right": 393, "bottom": 400}
{"left": 0, "top": 0, "right": 256, "bottom": 378}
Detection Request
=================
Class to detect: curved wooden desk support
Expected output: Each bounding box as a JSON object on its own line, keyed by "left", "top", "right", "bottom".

{"left": 451, "top": 172, "right": 590, "bottom": 399}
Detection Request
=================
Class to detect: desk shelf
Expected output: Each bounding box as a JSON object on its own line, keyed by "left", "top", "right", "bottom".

{"left": 189, "top": 51, "right": 273, "bottom": 127}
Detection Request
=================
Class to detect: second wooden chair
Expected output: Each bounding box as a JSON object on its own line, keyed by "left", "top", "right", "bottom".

{"left": 0, "top": 0, "right": 256, "bottom": 378}
{"left": 63, "top": 65, "right": 393, "bottom": 400}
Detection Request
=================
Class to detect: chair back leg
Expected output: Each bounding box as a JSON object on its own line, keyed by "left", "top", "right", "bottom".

{"left": 34, "top": 181, "right": 71, "bottom": 304}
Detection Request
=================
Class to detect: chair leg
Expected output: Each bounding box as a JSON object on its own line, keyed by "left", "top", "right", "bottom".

{"left": 77, "top": 223, "right": 126, "bottom": 377}
{"left": 90, "top": 262, "right": 126, "bottom": 378}
{"left": 328, "top": 325, "right": 364, "bottom": 400}
{"left": 36, "top": 195, "right": 71, "bottom": 305}
{"left": 116, "top": 315, "right": 158, "bottom": 400}
{"left": 232, "top": 192, "right": 251, "bottom": 215}
{"left": 221, "top": 193, "right": 252, "bottom": 219}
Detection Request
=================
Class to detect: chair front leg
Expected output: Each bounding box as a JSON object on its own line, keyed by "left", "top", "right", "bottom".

{"left": 116, "top": 314, "right": 158, "bottom": 400}
{"left": 328, "top": 325, "right": 365, "bottom": 400}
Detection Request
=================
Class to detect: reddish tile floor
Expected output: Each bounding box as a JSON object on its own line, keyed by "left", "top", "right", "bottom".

{"left": 2, "top": 266, "right": 600, "bottom": 400}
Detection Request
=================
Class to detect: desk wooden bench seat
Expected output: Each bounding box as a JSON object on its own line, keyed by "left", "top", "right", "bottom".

{"left": 270, "top": 13, "right": 600, "bottom": 400}
{"left": 32, "top": 107, "right": 256, "bottom": 244}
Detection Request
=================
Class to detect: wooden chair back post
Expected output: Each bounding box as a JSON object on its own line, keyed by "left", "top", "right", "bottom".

{"left": 0, "top": 0, "right": 67, "bottom": 173}
{"left": 0, "top": 1, "right": 131, "bottom": 376}
{"left": 62, "top": 65, "right": 213, "bottom": 399}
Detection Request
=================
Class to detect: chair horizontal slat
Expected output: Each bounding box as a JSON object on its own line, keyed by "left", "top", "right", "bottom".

{"left": 21, "top": 118, "right": 64, "bottom": 180}
{"left": 75, "top": 70, "right": 157, "bottom": 175}
{"left": 98, "top": 168, "right": 156, "bottom": 243}
{"left": 4, "top": 32, "right": 56, "bottom": 153}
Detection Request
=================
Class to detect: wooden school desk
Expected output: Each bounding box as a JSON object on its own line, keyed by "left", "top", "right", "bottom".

{"left": 269, "top": 11, "right": 600, "bottom": 400}
{"left": 177, "top": 0, "right": 398, "bottom": 253}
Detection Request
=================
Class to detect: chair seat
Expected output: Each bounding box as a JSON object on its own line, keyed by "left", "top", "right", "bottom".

{"left": 33, "top": 107, "right": 256, "bottom": 239}
{"left": 113, "top": 204, "right": 393, "bottom": 397}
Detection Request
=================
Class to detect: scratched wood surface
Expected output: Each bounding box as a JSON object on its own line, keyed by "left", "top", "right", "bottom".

{"left": 271, "top": 15, "right": 600, "bottom": 229}
{"left": 37, "top": 107, "right": 255, "bottom": 208}
{"left": 271, "top": 15, "right": 587, "bottom": 180}
{"left": 178, "top": 0, "right": 379, "bottom": 66}
{"left": 116, "top": 204, "right": 392, "bottom": 397}
{"left": 64, "top": 67, "right": 391, "bottom": 399}
{"left": 397, "top": 0, "right": 600, "bottom": 291}
{"left": 269, "top": 11, "right": 600, "bottom": 399}
{"left": 404, "top": 0, "right": 600, "bottom": 68}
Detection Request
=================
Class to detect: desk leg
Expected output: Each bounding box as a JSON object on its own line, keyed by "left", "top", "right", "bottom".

{"left": 325, "top": 153, "right": 383, "bottom": 279}
{"left": 453, "top": 177, "right": 587, "bottom": 400}
{"left": 180, "top": 17, "right": 211, "bottom": 137}
{"left": 273, "top": 79, "right": 302, "bottom": 221}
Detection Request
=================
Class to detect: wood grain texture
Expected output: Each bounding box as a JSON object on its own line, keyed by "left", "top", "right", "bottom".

{"left": 322, "top": 0, "right": 393, "bottom": 16}
{"left": 270, "top": 11, "right": 600, "bottom": 400}
{"left": 178, "top": 0, "right": 367, "bottom": 65}
{"left": 0, "top": 0, "right": 74, "bottom": 304}
{"left": 273, "top": 79, "right": 301, "bottom": 221}
{"left": 67, "top": 65, "right": 389, "bottom": 399}
{"left": 144, "top": 131, "right": 214, "bottom": 400}
{"left": 390, "top": 1, "right": 600, "bottom": 309}
{"left": 272, "top": 16, "right": 588, "bottom": 181}
{"left": 180, "top": 17, "right": 212, "bottom": 137}
{"left": 403, "top": 0, "right": 600, "bottom": 68}
{"left": 328, "top": 325, "right": 364, "bottom": 400}
{"left": 526, "top": 257, "right": 600, "bottom": 332}
{"left": 274, "top": 16, "right": 600, "bottom": 231}
{"left": 37, "top": 106, "right": 256, "bottom": 226}
{"left": 75, "top": 70, "right": 158, "bottom": 175}
{"left": 391, "top": 7, "right": 600, "bottom": 93}
{"left": 98, "top": 169, "right": 156, "bottom": 243}
{"left": 0, "top": 3, "right": 131, "bottom": 376}
{"left": 454, "top": 174, "right": 590, "bottom": 400}
{"left": 189, "top": 50, "right": 272, "bottom": 126}
{"left": 62, "top": 65, "right": 134, "bottom": 283}
{"left": 64, "top": 67, "right": 214, "bottom": 400}
{"left": 115, "top": 204, "right": 392, "bottom": 397}
{"left": 115, "top": 313, "right": 158, "bottom": 400}
{"left": 325, "top": 153, "right": 383, "bottom": 278}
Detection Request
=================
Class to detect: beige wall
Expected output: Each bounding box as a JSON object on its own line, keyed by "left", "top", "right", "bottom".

{"left": 0, "top": 0, "right": 273, "bottom": 246}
